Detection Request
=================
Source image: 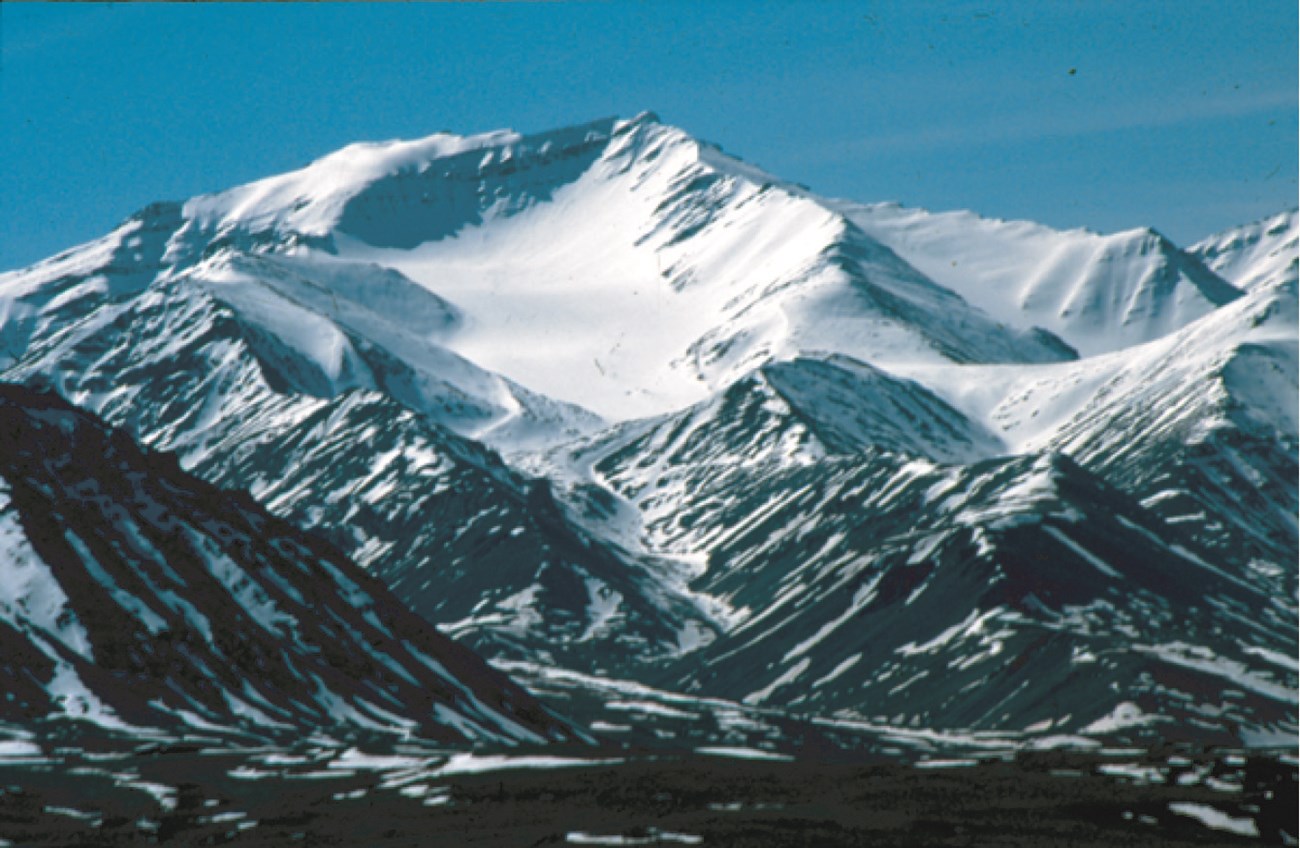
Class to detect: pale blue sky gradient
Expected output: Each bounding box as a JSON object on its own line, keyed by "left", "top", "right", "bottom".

{"left": 2, "top": 2, "right": 1296, "bottom": 271}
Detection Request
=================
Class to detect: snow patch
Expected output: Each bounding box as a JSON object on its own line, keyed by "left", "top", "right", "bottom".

{"left": 1168, "top": 802, "right": 1259, "bottom": 838}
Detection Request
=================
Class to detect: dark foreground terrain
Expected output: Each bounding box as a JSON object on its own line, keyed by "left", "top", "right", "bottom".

{"left": 0, "top": 743, "right": 1294, "bottom": 846}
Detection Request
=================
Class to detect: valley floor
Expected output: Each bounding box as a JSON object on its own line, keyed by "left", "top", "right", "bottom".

{"left": 0, "top": 744, "right": 1293, "bottom": 846}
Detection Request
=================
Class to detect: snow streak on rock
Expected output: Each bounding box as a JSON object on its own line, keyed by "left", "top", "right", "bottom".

{"left": 0, "top": 384, "right": 575, "bottom": 746}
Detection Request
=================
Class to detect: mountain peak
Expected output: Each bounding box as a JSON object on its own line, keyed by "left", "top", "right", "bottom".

{"left": 839, "top": 201, "right": 1243, "bottom": 356}
{"left": 179, "top": 115, "right": 637, "bottom": 248}
{"left": 618, "top": 109, "right": 663, "bottom": 129}
{"left": 1192, "top": 208, "right": 1299, "bottom": 293}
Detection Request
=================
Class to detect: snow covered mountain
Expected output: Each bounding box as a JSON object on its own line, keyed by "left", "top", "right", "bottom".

{"left": 881, "top": 279, "right": 1299, "bottom": 588}
{"left": 1191, "top": 208, "right": 1299, "bottom": 293}
{"left": 0, "top": 237, "right": 715, "bottom": 670}
{"left": 835, "top": 201, "right": 1245, "bottom": 357}
{"left": 172, "top": 113, "right": 1077, "bottom": 423}
{"left": 0, "top": 383, "right": 575, "bottom": 745}
{"left": 1, "top": 113, "right": 1294, "bottom": 748}
{"left": 538, "top": 293, "right": 1297, "bottom": 742}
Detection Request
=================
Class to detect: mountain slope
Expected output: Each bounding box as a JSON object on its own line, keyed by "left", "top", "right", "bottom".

{"left": 653, "top": 450, "right": 1296, "bottom": 744}
{"left": 1191, "top": 208, "right": 1298, "bottom": 293}
{"left": 185, "top": 389, "right": 721, "bottom": 670}
{"left": 526, "top": 261, "right": 1296, "bottom": 745}
{"left": 0, "top": 383, "right": 576, "bottom": 745}
{"left": 837, "top": 201, "right": 1243, "bottom": 357}
{"left": 538, "top": 373, "right": 1295, "bottom": 741}
{"left": 885, "top": 280, "right": 1298, "bottom": 584}
{"left": 533, "top": 354, "right": 1003, "bottom": 564}
{"left": 168, "top": 113, "right": 1075, "bottom": 423}
{"left": 0, "top": 263, "right": 711, "bottom": 673}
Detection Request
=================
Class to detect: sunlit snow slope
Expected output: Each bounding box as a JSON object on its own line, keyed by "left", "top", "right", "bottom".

{"left": 1191, "top": 209, "right": 1299, "bottom": 293}
{"left": 836, "top": 201, "right": 1244, "bottom": 357}
{"left": 169, "top": 112, "right": 1074, "bottom": 424}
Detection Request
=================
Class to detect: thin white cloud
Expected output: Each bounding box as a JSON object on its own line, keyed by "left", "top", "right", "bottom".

{"left": 824, "top": 87, "right": 1297, "bottom": 159}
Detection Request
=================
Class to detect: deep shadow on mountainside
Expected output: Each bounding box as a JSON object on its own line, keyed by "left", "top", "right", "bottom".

{"left": 0, "top": 382, "right": 575, "bottom": 746}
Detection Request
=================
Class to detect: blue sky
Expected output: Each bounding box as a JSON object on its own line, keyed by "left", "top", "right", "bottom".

{"left": 1, "top": 2, "right": 1296, "bottom": 271}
